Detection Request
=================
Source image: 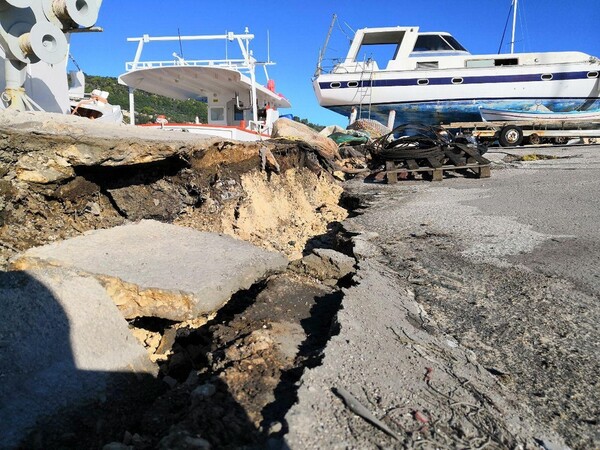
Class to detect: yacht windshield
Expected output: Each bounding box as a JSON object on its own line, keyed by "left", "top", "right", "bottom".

{"left": 414, "top": 34, "right": 468, "bottom": 52}
{"left": 443, "top": 35, "right": 468, "bottom": 52}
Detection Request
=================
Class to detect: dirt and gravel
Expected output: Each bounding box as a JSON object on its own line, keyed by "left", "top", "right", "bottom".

{"left": 2, "top": 113, "right": 599, "bottom": 450}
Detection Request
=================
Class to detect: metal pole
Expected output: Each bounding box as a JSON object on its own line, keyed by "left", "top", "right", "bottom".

{"left": 387, "top": 110, "right": 396, "bottom": 130}
{"left": 510, "top": 0, "right": 518, "bottom": 54}
{"left": 128, "top": 87, "right": 135, "bottom": 125}
{"left": 315, "top": 14, "right": 337, "bottom": 77}
{"left": 250, "top": 62, "right": 258, "bottom": 124}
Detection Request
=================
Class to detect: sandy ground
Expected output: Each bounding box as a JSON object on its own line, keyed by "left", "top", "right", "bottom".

{"left": 285, "top": 144, "right": 600, "bottom": 449}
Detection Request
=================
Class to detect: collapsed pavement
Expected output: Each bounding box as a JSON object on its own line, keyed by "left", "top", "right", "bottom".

{"left": 0, "top": 111, "right": 353, "bottom": 448}
{"left": 1, "top": 112, "right": 594, "bottom": 449}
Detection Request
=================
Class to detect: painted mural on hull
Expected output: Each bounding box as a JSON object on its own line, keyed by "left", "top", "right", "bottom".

{"left": 328, "top": 98, "right": 600, "bottom": 126}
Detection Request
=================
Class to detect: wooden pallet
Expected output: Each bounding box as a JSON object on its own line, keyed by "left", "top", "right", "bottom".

{"left": 385, "top": 144, "right": 491, "bottom": 183}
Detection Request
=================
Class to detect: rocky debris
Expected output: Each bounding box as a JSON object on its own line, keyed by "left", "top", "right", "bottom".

{"left": 271, "top": 117, "right": 341, "bottom": 161}
{"left": 20, "top": 268, "right": 344, "bottom": 449}
{"left": 11, "top": 220, "right": 289, "bottom": 322}
{"left": 177, "top": 167, "right": 347, "bottom": 260}
{"left": 107, "top": 179, "right": 196, "bottom": 222}
{"left": 289, "top": 248, "right": 356, "bottom": 285}
{"left": 15, "top": 152, "right": 75, "bottom": 183}
{"left": 0, "top": 268, "right": 157, "bottom": 448}
{"left": 157, "top": 431, "right": 211, "bottom": 450}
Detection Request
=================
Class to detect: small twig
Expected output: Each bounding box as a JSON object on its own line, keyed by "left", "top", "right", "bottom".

{"left": 425, "top": 380, "right": 455, "bottom": 402}
{"left": 450, "top": 401, "right": 482, "bottom": 410}
{"left": 333, "top": 386, "right": 401, "bottom": 441}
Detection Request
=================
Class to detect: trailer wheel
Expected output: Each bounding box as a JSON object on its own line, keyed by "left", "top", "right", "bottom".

{"left": 499, "top": 125, "right": 523, "bottom": 147}
{"left": 554, "top": 136, "right": 567, "bottom": 145}
{"left": 527, "top": 133, "right": 542, "bottom": 146}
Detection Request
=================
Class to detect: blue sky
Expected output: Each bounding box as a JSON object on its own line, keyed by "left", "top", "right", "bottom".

{"left": 69, "top": 0, "right": 600, "bottom": 127}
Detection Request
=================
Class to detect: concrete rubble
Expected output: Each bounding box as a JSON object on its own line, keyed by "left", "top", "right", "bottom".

{"left": 289, "top": 248, "right": 356, "bottom": 285}
{"left": 11, "top": 220, "right": 289, "bottom": 321}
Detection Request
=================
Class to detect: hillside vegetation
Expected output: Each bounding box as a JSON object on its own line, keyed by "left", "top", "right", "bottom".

{"left": 85, "top": 75, "right": 324, "bottom": 130}
{"left": 85, "top": 75, "right": 207, "bottom": 124}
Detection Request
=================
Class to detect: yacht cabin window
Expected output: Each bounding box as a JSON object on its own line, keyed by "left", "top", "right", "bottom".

{"left": 416, "top": 61, "right": 439, "bottom": 69}
{"left": 413, "top": 34, "right": 467, "bottom": 52}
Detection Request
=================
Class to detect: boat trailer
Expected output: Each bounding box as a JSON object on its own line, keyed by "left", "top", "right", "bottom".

{"left": 442, "top": 119, "right": 600, "bottom": 147}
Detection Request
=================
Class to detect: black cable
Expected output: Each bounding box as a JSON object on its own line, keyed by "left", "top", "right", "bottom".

{"left": 498, "top": 2, "right": 513, "bottom": 54}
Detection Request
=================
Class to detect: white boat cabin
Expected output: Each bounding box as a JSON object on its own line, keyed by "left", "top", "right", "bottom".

{"left": 332, "top": 26, "right": 592, "bottom": 74}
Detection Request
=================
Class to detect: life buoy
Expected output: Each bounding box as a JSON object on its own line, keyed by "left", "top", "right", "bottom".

{"left": 267, "top": 79, "right": 275, "bottom": 92}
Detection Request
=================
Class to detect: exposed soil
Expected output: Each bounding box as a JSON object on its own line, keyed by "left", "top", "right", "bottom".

{"left": 0, "top": 140, "right": 346, "bottom": 268}
{"left": 20, "top": 268, "right": 348, "bottom": 450}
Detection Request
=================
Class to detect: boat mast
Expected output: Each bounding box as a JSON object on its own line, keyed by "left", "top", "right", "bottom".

{"left": 510, "top": 0, "right": 518, "bottom": 54}
{"left": 315, "top": 14, "right": 337, "bottom": 78}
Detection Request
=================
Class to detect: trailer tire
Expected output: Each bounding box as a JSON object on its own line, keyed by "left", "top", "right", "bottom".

{"left": 499, "top": 125, "right": 523, "bottom": 147}
{"left": 554, "top": 136, "right": 567, "bottom": 145}
{"left": 527, "top": 133, "right": 542, "bottom": 146}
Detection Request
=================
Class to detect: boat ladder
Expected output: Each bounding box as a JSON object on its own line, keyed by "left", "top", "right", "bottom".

{"left": 357, "top": 62, "right": 375, "bottom": 120}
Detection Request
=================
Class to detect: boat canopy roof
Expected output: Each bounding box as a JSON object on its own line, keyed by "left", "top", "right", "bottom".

{"left": 119, "top": 65, "right": 290, "bottom": 109}
{"left": 118, "top": 31, "right": 290, "bottom": 109}
{"left": 343, "top": 26, "right": 470, "bottom": 65}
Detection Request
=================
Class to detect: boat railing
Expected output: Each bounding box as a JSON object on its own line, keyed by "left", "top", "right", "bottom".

{"left": 125, "top": 58, "right": 250, "bottom": 72}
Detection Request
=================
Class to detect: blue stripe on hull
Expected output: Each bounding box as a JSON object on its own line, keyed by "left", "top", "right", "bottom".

{"left": 319, "top": 71, "right": 594, "bottom": 90}
{"left": 328, "top": 99, "right": 600, "bottom": 126}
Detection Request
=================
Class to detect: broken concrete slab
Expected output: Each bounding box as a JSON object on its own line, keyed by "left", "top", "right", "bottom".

{"left": 0, "top": 268, "right": 157, "bottom": 448}
{"left": 11, "top": 220, "right": 289, "bottom": 321}
{"left": 289, "top": 248, "right": 355, "bottom": 284}
{"left": 0, "top": 111, "right": 220, "bottom": 184}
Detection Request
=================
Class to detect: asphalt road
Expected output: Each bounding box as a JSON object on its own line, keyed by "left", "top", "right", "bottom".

{"left": 285, "top": 144, "right": 600, "bottom": 449}
{"left": 471, "top": 145, "right": 600, "bottom": 298}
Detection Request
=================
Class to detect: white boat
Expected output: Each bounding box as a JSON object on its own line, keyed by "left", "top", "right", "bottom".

{"left": 479, "top": 106, "right": 600, "bottom": 122}
{"left": 118, "top": 29, "right": 291, "bottom": 141}
{"left": 68, "top": 70, "right": 124, "bottom": 123}
{"left": 313, "top": 8, "right": 600, "bottom": 126}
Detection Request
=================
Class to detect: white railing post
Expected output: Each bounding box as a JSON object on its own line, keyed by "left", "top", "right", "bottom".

{"left": 128, "top": 87, "right": 135, "bottom": 126}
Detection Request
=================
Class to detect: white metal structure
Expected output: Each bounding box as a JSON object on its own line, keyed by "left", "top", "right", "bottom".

{"left": 0, "top": 0, "right": 103, "bottom": 113}
{"left": 313, "top": 25, "right": 600, "bottom": 126}
{"left": 118, "top": 30, "right": 290, "bottom": 141}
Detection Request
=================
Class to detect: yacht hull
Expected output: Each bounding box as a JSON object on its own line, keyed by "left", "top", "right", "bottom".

{"left": 314, "top": 63, "right": 600, "bottom": 126}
